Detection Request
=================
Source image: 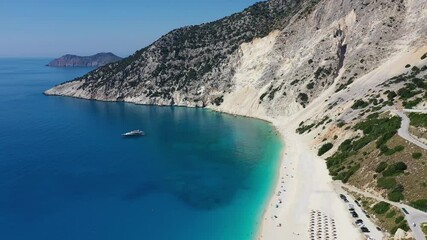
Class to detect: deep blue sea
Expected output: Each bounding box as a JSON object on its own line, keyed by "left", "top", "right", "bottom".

{"left": 0, "top": 58, "right": 282, "bottom": 240}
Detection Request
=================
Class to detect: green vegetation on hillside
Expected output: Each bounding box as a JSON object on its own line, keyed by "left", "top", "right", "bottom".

{"left": 382, "top": 65, "right": 427, "bottom": 109}
{"left": 382, "top": 162, "right": 407, "bottom": 177}
{"left": 296, "top": 116, "right": 331, "bottom": 134}
{"left": 377, "top": 177, "right": 396, "bottom": 189}
{"left": 326, "top": 115, "right": 401, "bottom": 183}
{"left": 335, "top": 77, "right": 354, "bottom": 93}
{"left": 375, "top": 162, "right": 388, "bottom": 173}
{"left": 379, "top": 144, "right": 405, "bottom": 156}
{"left": 411, "top": 199, "right": 427, "bottom": 212}
{"left": 298, "top": 93, "right": 309, "bottom": 107}
{"left": 324, "top": 66, "right": 427, "bottom": 210}
{"left": 337, "top": 132, "right": 427, "bottom": 210}
{"left": 388, "top": 190, "right": 404, "bottom": 202}
{"left": 351, "top": 99, "right": 369, "bottom": 109}
{"left": 213, "top": 96, "right": 224, "bottom": 106}
{"left": 318, "top": 143, "right": 333, "bottom": 156}
{"left": 313, "top": 66, "right": 333, "bottom": 79}
{"left": 373, "top": 201, "right": 391, "bottom": 214}
{"left": 408, "top": 113, "right": 427, "bottom": 127}
{"left": 296, "top": 122, "right": 315, "bottom": 134}
{"left": 412, "top": 152, "right": 422, "bottom": 159}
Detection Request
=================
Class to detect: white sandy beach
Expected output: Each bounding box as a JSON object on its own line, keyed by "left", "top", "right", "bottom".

{"left": 256, "top": 124, "right": 362, "bottom": 240}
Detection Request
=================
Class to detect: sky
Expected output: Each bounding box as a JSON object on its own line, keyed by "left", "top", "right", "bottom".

{"left": 0, "top": 0, "right": 261, "bottom": 57}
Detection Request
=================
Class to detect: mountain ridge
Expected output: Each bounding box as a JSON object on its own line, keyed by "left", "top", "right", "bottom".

{"left": 45, "top": 0, "right": 320, "bottom": 106}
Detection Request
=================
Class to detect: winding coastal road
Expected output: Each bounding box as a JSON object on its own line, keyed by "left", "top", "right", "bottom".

{"left": 392, "top": 109, "right": 427, "bottom": 150}
{"left": 394, "top": 109, "right": 427, "bottom": 239}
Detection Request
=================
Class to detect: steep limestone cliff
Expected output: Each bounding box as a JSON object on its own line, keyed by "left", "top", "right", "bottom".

{"left": 45, "top": 0, "right": 318, "bottom": 106}
{"left": 45, "top": 0, "right": 426, "bottom": 119}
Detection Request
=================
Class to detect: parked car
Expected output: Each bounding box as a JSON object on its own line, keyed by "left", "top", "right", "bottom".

{"left": 361, "top": 227, "right": 370, "bottom": 233}
{"left": 402, "top": 208, "right": 409, "bottom": 214}
{"left": 355, "top": 219, "right": 363, "bottom": 224}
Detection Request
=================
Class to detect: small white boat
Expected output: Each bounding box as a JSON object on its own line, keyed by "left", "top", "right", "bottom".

{"left": 122, "top": 130, "right": 145, "bottom": 137}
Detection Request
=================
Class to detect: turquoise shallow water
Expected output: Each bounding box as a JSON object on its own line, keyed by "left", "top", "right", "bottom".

{"left": 0, "top": 58, "right": 282, "bottom": 240}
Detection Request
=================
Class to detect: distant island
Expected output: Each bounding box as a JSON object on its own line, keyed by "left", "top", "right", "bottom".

{"left": 47, "top": 52, "right": 122, "bottom": 67}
